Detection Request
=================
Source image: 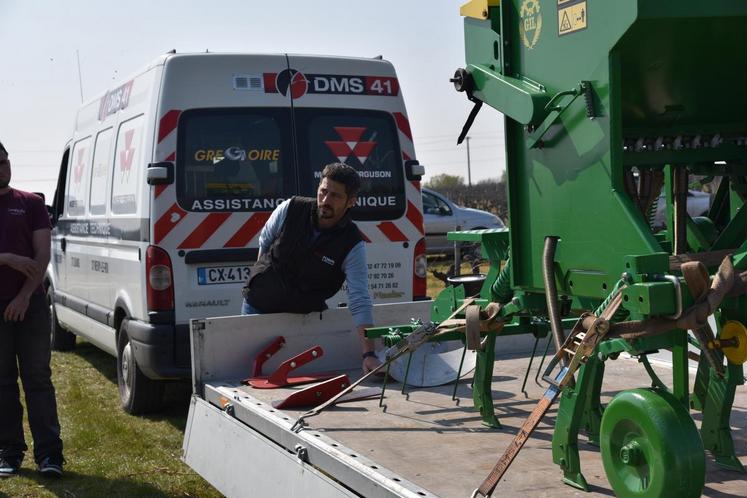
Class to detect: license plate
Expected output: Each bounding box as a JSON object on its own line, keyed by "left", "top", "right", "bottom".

{"left": 197, "top": 265, "right": 251, "bottom": 285}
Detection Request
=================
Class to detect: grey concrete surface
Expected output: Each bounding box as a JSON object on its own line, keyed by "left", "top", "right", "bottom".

{"left": 246, "top": 351, "right": 747, "bottom": 497}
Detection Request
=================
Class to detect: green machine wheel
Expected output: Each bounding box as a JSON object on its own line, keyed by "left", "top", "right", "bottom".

{"left": 600, "top": 388, "right": 705, "bottom": 498}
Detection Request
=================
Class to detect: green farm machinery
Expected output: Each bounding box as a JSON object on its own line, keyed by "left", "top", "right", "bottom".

{"left": 370, "top": 1, "right": 747, "bottom": 496}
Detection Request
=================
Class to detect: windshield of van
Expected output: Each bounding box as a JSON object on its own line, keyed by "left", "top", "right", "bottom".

{"left": 296, "top": 108, "right": 406, "bottom": 221}
{"left": 176, "top": 108, "right": 295, "bottom": 212}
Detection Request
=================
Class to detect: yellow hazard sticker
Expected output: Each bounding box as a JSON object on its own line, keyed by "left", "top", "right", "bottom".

{"left": 558, "top": 1, "right": 587, "bottom": 36}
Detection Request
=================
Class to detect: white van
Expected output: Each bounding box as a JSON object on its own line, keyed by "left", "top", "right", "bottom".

{"left": 46, "top": 52, "right": 427, "bottom": 413}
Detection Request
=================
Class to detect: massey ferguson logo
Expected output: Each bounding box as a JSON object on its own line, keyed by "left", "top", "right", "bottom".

{"left": 263, "top": 69, "right": 399, "bottom": 100}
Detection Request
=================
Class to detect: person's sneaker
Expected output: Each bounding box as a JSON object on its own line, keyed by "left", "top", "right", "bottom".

{"left": 37, "top": 455, "right": 64, "bottom": 478}
{"left": 0, "top": 456, "right": 22, "bottom": 477}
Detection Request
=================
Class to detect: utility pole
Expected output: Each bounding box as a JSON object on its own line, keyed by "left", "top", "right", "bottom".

{"left": 466, "top": 136, "right": 472, "bottom": 186}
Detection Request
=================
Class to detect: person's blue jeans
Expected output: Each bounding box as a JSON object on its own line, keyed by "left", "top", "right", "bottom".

{"left": 241, "top": 299, "right": 263, "bottom": 316}
{"left": 0, "top": 294, "right": 63, "bottom": 463}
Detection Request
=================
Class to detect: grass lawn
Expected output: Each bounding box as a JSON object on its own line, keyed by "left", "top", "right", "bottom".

{"left": 0, "top": 257, "right": 480, "bottom": 498}
{"left": 0, "top": 343, "right": 221, "bottom": 498}
{"left": 426, "top": 255, "right": 489, "bottom": 298}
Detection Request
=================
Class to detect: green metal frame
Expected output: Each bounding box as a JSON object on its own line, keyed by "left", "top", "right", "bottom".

{"left": 371, "top": 3, "right": 747, "bottom": 494}
{"left": 453, "top": 1, "right": 747, "bottom": 495}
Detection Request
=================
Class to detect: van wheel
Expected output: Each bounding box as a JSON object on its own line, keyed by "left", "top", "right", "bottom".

{"left": 117, "top": 319, "right": 164, "bottom": 414}
{"left": 47, "top": 285, "right": 76, "bottom": 351}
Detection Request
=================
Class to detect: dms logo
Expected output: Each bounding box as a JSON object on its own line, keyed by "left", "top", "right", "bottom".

{"left": 275, "top": 69, "right": 309, "bottom": 99}
{"left": 264, "top": 69, "right": 399, "bottom": 99}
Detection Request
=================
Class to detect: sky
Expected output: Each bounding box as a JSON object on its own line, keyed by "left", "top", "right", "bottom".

{"left": 0, "top": 0, "right": 506, "bottom": 201}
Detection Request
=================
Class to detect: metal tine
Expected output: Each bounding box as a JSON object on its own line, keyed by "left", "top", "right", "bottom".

{"left": 379, "top": 362, "right": 391, "bottom": 410}
{"left": 452, "top": 342, "right": 468, "bottom": 402}
{"left": 401, "top": 351, "right": 414, "bottom": 396}
{"left": 521, "top": 335, "right": 541, "bottom": 398}
{"left": 535, "top": 334, "right": 553, "bottom": 387}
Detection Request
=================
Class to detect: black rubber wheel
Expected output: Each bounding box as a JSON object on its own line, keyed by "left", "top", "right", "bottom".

{"left": 116, "top": 319, "right": 164, "bottom": 414}
{"left": 47, "top": 285, "right": 76, "bottom": 351}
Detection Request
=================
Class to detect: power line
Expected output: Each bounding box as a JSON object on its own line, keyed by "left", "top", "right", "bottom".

{"left": 416, "top": 143, "right": 502, "bottom": 153}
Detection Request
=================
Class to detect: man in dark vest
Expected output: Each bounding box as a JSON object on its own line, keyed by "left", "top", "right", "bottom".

{"left": 241, "top": 163, "right": 380, "bottom": 373}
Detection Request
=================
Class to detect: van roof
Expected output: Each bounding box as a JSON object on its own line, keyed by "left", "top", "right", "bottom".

{"left": 81, "top": 51, "right": 392, "bottom": 108}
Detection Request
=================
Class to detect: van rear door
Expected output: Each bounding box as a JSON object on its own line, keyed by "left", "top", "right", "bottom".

{"left": 286, "top": 55, "right": 426, "bottom": 304}
{"left": 153, "top": 54, "right": 293, "bottom": 323}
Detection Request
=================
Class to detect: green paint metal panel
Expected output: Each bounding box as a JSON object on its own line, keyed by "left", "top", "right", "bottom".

{"left": 464, "top": 0, "right": 747, "bottom": 298}
{"left": 456, "top": 3, "right": 747, "bottom": 489}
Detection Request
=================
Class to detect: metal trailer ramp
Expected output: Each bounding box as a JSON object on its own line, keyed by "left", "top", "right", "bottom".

{"left": 183, "top": 304, "right": 747, "bottom": 497}
{"left": 183, "top": 302, "right": 442, "bottom": 498}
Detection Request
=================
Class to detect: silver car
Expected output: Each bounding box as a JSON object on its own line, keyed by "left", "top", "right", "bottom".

{"left": 422, "top": 188, "right": 504, "bottom": 254}
{"left": 652, "top": 190, "right": 711, "bottom": 228}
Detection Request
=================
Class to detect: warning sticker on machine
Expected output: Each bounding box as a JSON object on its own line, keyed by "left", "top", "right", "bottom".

{"left": 558, "top": 0, "right": 587, "bottom": 36}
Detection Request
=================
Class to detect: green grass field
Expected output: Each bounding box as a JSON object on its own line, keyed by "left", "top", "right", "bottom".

{"left": 0, "top": 343, "right": 221, "bottom": 498}
{"left": 0, "top": 257, "right": 472, "bottom": 498}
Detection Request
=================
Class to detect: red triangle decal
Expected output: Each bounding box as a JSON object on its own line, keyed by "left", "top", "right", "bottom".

{"left": 334, "top": 127, "right": 365, "bottom": 142}
{"left": 324, "top": 141, "right": 352, "bottom": 159}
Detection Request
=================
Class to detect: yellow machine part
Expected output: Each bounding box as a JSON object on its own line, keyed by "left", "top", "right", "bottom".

{"left": 718, "top": 321, "right": 747, "bottom": 365}
{"left": 460, "top": 0, "right": 500, "bottom": 20}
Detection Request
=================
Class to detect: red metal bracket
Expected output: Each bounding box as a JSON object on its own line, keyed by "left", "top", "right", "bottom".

{"left": 245, "top": 344, "right": 336, "bottom": 389}
{"left": 252, "top": 336, "right": 286, "bottom": 377}
{"left": 272, "top": 375, "right": 351, "bottom": 409}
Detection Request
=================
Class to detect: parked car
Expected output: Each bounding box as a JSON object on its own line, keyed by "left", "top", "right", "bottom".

{"left": 652, "top": 190, "right": 711, "bottom": 228}
{"left": 422, "top": 188, "right": 504, "bottom": 254}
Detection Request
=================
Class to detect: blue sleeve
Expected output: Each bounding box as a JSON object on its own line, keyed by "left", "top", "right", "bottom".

{"left": 342, "top": 241, "right": 374, "bottom": 327}
{"left": 258, "top": 199, "right": 291, "bottom": 254}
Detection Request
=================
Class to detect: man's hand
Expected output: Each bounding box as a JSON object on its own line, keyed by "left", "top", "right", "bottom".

{"left": 357, "top": 323, "right": 381, "bottom": 374}
{"left": 1, "top": 253, "right": 40, "bottom": 279}
{"left": 362, "top": 354, "right": 383, "bottom": 374}
{"left": 4, "top": 293, "right": 30, "bottom": 322}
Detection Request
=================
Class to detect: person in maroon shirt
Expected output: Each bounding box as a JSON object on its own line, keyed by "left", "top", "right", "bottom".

{"left": 0, "top": 141, "right": 64, "bottom": 478}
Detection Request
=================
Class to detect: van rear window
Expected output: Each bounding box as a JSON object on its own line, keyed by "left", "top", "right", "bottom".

{"left": 176, "top": 109, "right": 295, "bottom": 212}
{"left": 296, "top": 109, "right": 406, "bottom": 221}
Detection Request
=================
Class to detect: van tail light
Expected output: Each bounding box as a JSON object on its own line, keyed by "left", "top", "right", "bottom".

{"left": 146, "top": 245, "right": 174, "bottom": 311}
{"left": 413, "top": 238, "right": 427, "bottom": 299}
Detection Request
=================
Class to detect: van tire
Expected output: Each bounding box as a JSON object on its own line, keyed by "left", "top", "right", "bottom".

{"left": 117, "top": 319, "right": 164, "bottom": 414}
{"left": 47, "top": 285, "right": 76, "bottom": 351}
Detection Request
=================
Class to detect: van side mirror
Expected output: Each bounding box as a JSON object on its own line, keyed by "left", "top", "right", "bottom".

{"left": 147, "top": 161, "right": 174, "bottom": 185}
{"left": 404, "top": 159, "right": 425, "bottom": 181}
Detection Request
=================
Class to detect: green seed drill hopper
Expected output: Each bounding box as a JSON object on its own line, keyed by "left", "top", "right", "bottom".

{"left": 444, "top": 1, "right": 747, "bottom": 496}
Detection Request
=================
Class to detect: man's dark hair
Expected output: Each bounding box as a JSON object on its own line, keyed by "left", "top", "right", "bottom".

{"left": 0, "top": 141, "right": 7, "bottom": 155}
{"left": 321, "top": 162, "right": 361, "bottom": 197}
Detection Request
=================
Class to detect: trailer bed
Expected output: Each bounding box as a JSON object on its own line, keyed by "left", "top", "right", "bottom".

{"left": 184, "top": 306, "right": 747, "bottom": 497}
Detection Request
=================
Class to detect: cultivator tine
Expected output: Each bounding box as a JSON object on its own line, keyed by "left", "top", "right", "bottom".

{"left": 473, "top": 291, "right": 623, "bottom": 496}
{"left": 451, "top": 343, "right": 468, "bottom": 401}
{"left": 472, "top": 367, "right": 570, "bottom": 498}
{"left": 380, "top": 362, "right": 391, "bottom": 409}
{"left": 401, "top": 351, "right": 414, "bottom": 395}
{"left": 521, "top": 335, "right": 540, "bottom": 398}
{"left": 534, "top": 334, "right": 553, "bottom": 387}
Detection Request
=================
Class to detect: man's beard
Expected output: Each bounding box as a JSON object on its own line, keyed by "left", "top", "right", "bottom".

{"left": 318, "top": 205, "right": 334, "bottom": 219}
